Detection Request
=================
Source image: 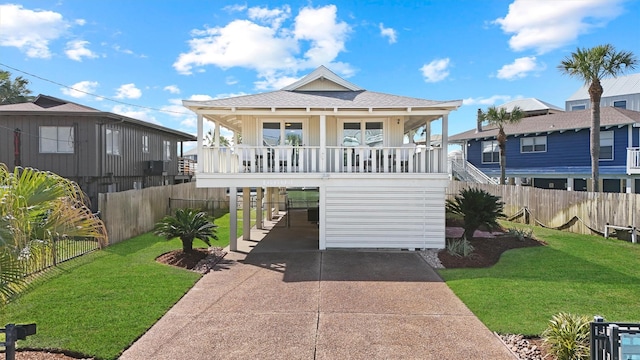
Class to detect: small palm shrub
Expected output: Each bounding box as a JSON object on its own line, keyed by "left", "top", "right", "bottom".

{"left": 446, "top": 237, "right": 475, "bottom": 257}
{"left": 154, "top": 208, "right": 218, "bottom": 252}
{"left": 542, "top": 312, "right": 591, "bottom": 360}
{"left": 446, "top": 188, "right": 505, "bottom": 239}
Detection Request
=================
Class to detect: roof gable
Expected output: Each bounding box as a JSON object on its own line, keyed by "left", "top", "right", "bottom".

{"left": 281, "top": 65, "right": 363, "bottom": 92}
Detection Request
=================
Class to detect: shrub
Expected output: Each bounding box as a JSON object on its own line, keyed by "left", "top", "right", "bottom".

{"left": 506, "top": 227, "right": 533, "bottom": 242}
{"left": 446, "top": 237, "right": 475, "bottom": 258}
{"left": 542, "top": 312, "right": 591, "bottom": 360}
{"left": 446, "top": 188, "right": 505, "bottom": 239}
{"left": 154, "top": 208, "right": 218, "bottom": 252}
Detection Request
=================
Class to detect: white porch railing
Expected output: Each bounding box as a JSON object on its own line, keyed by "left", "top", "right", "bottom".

{"left": 199, "top": 145, "right": 444, "bottom": 174}
{"left": 628, "top": 147, "right": 640, "bottom": 175}
{"left": 178, "top": 157, "right": 196, "bottom": 175}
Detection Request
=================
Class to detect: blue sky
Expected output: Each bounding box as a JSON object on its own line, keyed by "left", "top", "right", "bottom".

{"left": 1, "top": 0, "right": 639, "bottom": 142}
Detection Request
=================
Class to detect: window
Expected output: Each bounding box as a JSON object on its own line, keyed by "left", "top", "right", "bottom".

{"left": 261, "top": 120, "right": 304, "bottom": 146}
{"left": 142, "top": 135, "right": 149, "bottom": 153}
{"left": 521, "top": 136, "right": 547, "bottom": 153}
{"left": 342, "top": 121, "right": 383, "bottom": 147}
{"left": 613, "top": 100, "right": 627, "bottom": 109}
{"left": 163, "top": 140, "right": 171, "bottom": 161}
{"left": 39, "top": 126, "right": 74, "bottom": 153}
{"left": 106, "top": 129, "right": 120, "bottom": 155}
{"left": 481, "top": 140, "right": 499, "bottom": 163}
{"left": 571, "top": 104, "right": 586, "bottom": 111}
{"left": 599, "top": 131, "right": 613, "bottom": 160}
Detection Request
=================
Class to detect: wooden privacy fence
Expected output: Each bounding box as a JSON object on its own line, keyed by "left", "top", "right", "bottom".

{"left": 448, "top": 182, "right": 640, "bottom": 237}
{"left": 98, "top": 182, "right": 228, "bottom": 244}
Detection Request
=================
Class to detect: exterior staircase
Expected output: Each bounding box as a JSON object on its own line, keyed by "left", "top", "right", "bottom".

{"left": 449, "top": 156, "right": 498, "bottom": 185}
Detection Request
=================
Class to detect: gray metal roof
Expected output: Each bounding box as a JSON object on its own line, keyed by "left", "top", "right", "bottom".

{"left": 0, "top": 94, "right": 196, "bottom": 140}
{"left": 566, "top": 73, "right": 640, "bottom": 101}
{"left": 498, "top": 98, "right": 564, "bottom": 113}
{"left": 450, "top": 106, "right": 640, "bottom": 142}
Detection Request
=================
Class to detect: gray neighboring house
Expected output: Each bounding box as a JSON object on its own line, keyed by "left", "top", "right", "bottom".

{"left": 0, "top": 94, "right": 196, "bottom": 210}
{"left": 566, "top": 72, "right": 640, "bottom": 111}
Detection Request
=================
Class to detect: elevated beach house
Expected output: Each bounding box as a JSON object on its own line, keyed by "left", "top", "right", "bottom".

{"left": 184, "top": 66, "right": 462, "bottom": 250}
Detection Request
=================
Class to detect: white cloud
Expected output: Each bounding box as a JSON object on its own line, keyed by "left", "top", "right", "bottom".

{"left": 75, "top": 19, "right": 86, "bottom": 26}
{"left": 420, "top": 58, "right": 450, "bottom": 83}
{"left": 189, "top": 94, "right": 216, "bottom": 101}
{"left": 65, "top": 40, "right": 98, "bottom": 61}
{"left": 496, "top": 56, "right": 545, "bottom": 80}
{"left": 173, "top": 4, "right": 352, "bottom": 90}
{"left": 463, "top": 95, "right": 514, "bottom": 106}
{"left": 0, "top": 4, "right": 68, "bottom": 58}
{"left": 225, "top": 76, "right": 238, "bottom": 85}
{"left": 164, "top": 85, "right": 181, "bottom": 94}
{"left": 494, "top": 0, "right": 625, "bottom": 54}
{"left": 379, "top": 23, "right": 397, "bottom": 44}
{"left": 115, "top": 83, "right": 142, "bottom": 99}
{"left": 112, "top": 44, "right": 147, "bottom": 58}
{"left": 61, "top": 80, "right": 99, "bottom": 98}
{"left": 111, "top": 105, "right": 159, "bottom": 124}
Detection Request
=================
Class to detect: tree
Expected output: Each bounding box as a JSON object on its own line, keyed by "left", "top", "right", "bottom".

{"left": 558, "top": 44, "right": 638, "bottom": 192}
{"left": 445, "top": 188, "right": 505, "bottom": 240}
{"left": 0, "top": 70, "right": 35, "bottom": 105}
{"left": 154, "top": 208, "right": 218, "bottom": 252}
{"left": 204, "top": 128, "right": 231, "bottom": 147}
{"left": 479, "top": 105, "right": 524, "bottom": 185}
{"left": 0, "top": 164, "right": 107, "bottom": 303}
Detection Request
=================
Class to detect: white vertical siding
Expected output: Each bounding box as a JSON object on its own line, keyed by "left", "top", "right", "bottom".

{"left": 308, "top": 115, "right": 320, "bottom": 146}
{"left": 242, "top": 115, "right": 258, "bottom": 145}
{"left": 324, "top": 183, "right": 446, "bottom": 249}
{"left": 326, "top": 116, "right": 338, "bottom": 146}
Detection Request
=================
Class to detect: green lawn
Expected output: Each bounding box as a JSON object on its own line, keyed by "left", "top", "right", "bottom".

{"left": 0, "top": 208, "right": 252, "bottom": 359}
{"left": 439, "top": 223, "right": 640, "bottom": 336}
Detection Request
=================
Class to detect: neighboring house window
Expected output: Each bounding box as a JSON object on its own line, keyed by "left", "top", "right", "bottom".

{"left": 481, "top": 140, "right": 499, "bottom": 163}
{"left": 142, "top": 135, "right": 149, "bottom": 153}
{"left": 520, "top": 136, "right": 547, "bottom": 153}
{"left": 599, "top": 131, "right": 614, "bottom": 160}
{"left": 40, "top": 126, "right": 74, "bottom": 153}
{"left": 571, "top": 104, "right": 586, "bottom": 111}
{"left": 163, "top": 140, "right": 171, "bottom": 161}
{"left": 106, "top": 129, "right": 121, "bottom": 155}
{"left": 613, "top": 100, "right": 627, "bottom": 109}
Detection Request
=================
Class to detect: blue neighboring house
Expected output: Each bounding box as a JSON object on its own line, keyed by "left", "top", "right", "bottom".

{"left": 450, "top": 105, "right": 640, "bottom": 193}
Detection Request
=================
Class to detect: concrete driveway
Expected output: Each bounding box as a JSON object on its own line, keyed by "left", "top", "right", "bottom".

{"left": 120, "top": 212, "right": 514, "bottom": 360}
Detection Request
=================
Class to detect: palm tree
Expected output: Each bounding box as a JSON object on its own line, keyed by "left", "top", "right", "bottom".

{"left": 446, "top": 188, "right": 505, "bottom": 239}
{"left": 0, "top": 70, "right": 35, "bottom": 105}
{"left": 479, "top": 106, "right": 524, "bottom": 185}
{"left": 154, "top": 208, "right": 218, "bottom": 252}
{"left": 0, "top": 164, "right": 107, "bottom": 303}
{"left": 558, "top": 44, "right": 638, "bottom": 192}
{"left": 204, "top": 128, "right": 231, "bottom": 147}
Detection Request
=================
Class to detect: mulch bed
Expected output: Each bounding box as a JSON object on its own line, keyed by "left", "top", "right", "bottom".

{"left": 438, "top": 234, "right": 545, "bottom": 268}
{"left": 156, "top": 247, "right": 227, "bottom": 273}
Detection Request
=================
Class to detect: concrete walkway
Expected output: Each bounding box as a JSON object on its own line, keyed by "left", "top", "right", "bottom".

{"left": 121, "top": 211, "right": 515, "bottom": 360}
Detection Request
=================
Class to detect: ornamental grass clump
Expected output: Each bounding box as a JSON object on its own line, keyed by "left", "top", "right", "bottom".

{"left": 446, "top": 237, "right": 475, "bottom": 258}
{"left": 542, "top": 312, "right": 591, "bottom": 360}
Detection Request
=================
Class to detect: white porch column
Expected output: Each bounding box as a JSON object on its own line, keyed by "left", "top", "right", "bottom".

{"left": 441, "top": 114, "right": 448, "bottom": 173}
{"left": 320, "top": 115, "right": 326, "bottom": 172}
{"left": 256, "top": 187, "right": 263, "bottom": 229}
{"left": 567, "top": 178, "right": 574, "bottom": 191}
{"left": 214, "top": 121, "right": 220, "bottom": 147}
{"left": 243, "top": 187, "right": 251, "bottom": 240}
{"left": 229, "top": 187, "right": 238, "bottom": 251}
{"left": 197, "top": 114, "right": 203, "bottom": 173}
{"left": 266, "top": 187, "right": 274, "bottom": 220}
{"left": 515, "top": 177, "right": 522, "bottom": 186}
{"left": 627, "top": 178, "right": 636, "bottom": 193}
{"left": 274, "top": 187, "right": 280, "bottom": 214}
{"left": 425, "top": 120, "right": 431, "bottom": 172}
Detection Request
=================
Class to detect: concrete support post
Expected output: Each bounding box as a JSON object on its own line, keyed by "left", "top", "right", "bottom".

{"left": 274, "top": 187, "right": 280, "bottom": 214}
{"left": 256, "top": 187, "right": 263, "bottom": 229}
{"left": 243, "top": 187, "right": 251, "bottom": 240}
{"left": 267, "top": 188, "right": 274, "bottom": 220}
{"left": 229, "top": 187, "right": 238, "bottom": 251}
{"left": 567, "top": 178, "right": 574, "bottom": 191}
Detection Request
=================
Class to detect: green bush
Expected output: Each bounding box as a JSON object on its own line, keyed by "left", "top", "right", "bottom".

{"left": 446, "top": 237, "right": 475, "bottom": 258}
{"left": 542, "top": 312, "right": 591, "bottom": 360}
{"left": 505, "top": 227, "right": 533, "bottom": 241}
